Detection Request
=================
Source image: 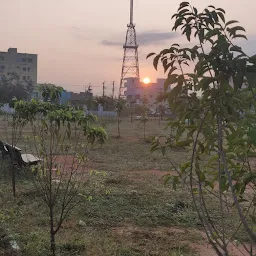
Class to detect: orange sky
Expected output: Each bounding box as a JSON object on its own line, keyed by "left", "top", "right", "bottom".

{"left": 0, "top": 0, "right": 255, "bottom": 95}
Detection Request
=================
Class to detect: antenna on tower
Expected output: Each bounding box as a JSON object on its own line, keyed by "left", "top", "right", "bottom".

{"left": 119, "top": 0, "right": 140, "bottom": 99}
{"left": 130, "top": 0, "right": 133, "bottom": 24}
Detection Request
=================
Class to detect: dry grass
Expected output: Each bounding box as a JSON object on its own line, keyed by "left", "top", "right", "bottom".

{"left": 0, "top": 117, "right": 253, "bottom": 255}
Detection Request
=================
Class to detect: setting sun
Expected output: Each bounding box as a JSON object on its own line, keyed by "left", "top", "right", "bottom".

{"left": 143, "top": 77, "right": 151, "bottom": 84}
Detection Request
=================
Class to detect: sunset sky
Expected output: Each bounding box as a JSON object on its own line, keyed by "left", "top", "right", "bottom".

{"left": 1, "top": 0, "right": 255, "bottom": 95}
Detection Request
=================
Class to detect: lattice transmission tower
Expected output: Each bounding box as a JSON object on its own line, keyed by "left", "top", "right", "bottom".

{"left": 119, "top": 0, "right": 140, "bottom": 98}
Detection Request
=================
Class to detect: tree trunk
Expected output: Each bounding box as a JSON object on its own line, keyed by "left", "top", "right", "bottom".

{"left": 143, "top": 123, "right": 146, "bottom": 140}
{"left": 117, "top": 112, "right": 120, "bottom": 138}
{"left": 50, "top": 206, "right": 56, "bottom": 256}
{"left": 9, "top": 148, "right": 16, "bottom": 197}
{"left": 11, "top": 164, "right": 16, "bottom": 197}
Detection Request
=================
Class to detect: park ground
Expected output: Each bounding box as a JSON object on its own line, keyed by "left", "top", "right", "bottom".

{"left": 0, "top": 118, "right": 252, "bottom": 256}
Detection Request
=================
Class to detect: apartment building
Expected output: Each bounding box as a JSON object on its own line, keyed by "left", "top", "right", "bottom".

{"left": 0, "top": 48, "right": 37, "bottom": 85}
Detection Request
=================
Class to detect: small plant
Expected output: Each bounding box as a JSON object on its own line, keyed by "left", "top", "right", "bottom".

{"left": 115, "top": 99, "right": 126, "bottom": 138}
{"left": 140, "top": 114, "right": 148, "bottom": 140}
{"left": 10, "top": 99, "right": 107, "bottom": 256}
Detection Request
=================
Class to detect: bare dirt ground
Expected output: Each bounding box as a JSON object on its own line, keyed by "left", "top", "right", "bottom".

{"left": 112, "top": 225, "right": 255, "bottom": 256}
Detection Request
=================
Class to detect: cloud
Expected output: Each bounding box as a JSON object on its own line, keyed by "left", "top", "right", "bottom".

{"left": 101, "top": 40, "right": 120, "bottom": 46}
{"left": 71, "top": 26, "right": 91, "bottom": 41}
{"left": 101, "top": 30, "right": 178, "bottom": 47}
{"left": 138, "top": 31, "right": 178, "bottom": 45}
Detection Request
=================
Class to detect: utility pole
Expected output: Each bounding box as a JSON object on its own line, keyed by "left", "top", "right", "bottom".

{"left": 112, "top": 81, "right": 115, "bottom": 99}
{"left": 102, "top": 82, "right": 106, "bottom": 97}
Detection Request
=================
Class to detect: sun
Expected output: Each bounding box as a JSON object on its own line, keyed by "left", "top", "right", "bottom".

{"left": 143, "top": 77, "right": 151, "bottom": 84}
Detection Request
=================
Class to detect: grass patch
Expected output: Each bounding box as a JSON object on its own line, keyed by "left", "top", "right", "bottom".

{"left": 0, "top": 118, "right": 249, "bottom": 255}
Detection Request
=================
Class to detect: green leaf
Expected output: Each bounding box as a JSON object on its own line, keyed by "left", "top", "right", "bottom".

{"left": 162, "top": 174, "right": 172, "bottom": 186}
{"left": 243, "top": 173, "right": 256, "bottom": 185}
{"left": 248, "top": 127, "right": 256, "bottom": 146}
{"left": 205, "top": 29, "right": 220, "bottom": 39}
{"left": 230, "top": 45, "right": 243, "bottom": 53}
{"left": 217, "top": 12, "right": 225, "bottom": 23}
{"left": 178, "top": 1, "right": 190, "bottom": 10}
{"left": 168, "top": 66, "right": 178, "bottom": 75}
{"left": 146, "top": 52, "right": 156, "bottom": 59}
{"left": 211, "top": 11, "right": 218, "bottom": 22}
{"left": 153, "top": 55, "right": 161, "bottom": 70}
{"left": 180, "top": 162, "right": 191, "bottom": 174}
{"left": 198, "top": 29, "right": 205, "bottom": 43}
{"left": 175, "top": 139, "right": 193, "bottom": 147}
{"left": 198, "top": 171, "right": 206, "bottom": 182}
{"left": 178, "top": 8, "right": 190, "bottom": 16}
{"left": 173, "top": 18, "right": 184, "bottom": 31}
{"left": 192, "top": 187, "right": 199, "bottom": 195}
{"left": 160, "top": 48, "right": 173, "bottom": 55}
{"left": 238, "top": 198, "right": 248, "bottom": 203}
{"left": 199, "top": 77, "right": 215, "bottom": 90}
{"left": 164, "top": 74, "right": 178, "bottom": 90}
{"left": 233, "top": 34, "right": 247, "bottom": 40}
{"left": 228, "top": 26, "right": 246, "bottom": 33}
{"left": 250, "top": 215, "right": 256, "bottom": 224}
{"left": 185, "top": 25, "right": 192, "bottom": 41}
{"left": 163, "top": 61, "right": 175, "bottom": 73}
{"left": 205, "top": 180, "right": 215, "bottom": 190}
{"left": 172, "top": 176, "right": 180, "bottom": 190}
{"left": 216, "top": 8, "right": 225, "bottom": 13}
{"left": 220, "top": 176, "right": 228, "bottom": 192}
{"left": 225, "top": 20, "right": 239, "bottom": 27}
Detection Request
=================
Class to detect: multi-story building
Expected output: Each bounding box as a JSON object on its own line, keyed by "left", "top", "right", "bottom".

{"left": 0, "top": 48, "right": 37, "bottom": 85}
{"left": 124, "top": 77, "right": 167, "bottom": 106}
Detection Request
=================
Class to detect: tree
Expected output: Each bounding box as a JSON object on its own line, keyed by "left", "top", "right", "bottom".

{"left": 115, "top": 99, "right": 126, "bottom": 138}
{"left": 11, "top": 99, "right": 107, "bottom": 256}
{"left": 0, "top": 73, "right": 33, "bottom": 103}
{"left": 140, "top": 114, "right": 148, "bottom": 140}
{"left": 155, "top": 92, "right": 167, "bottom": 120}
{"left": 39, "top": 83, "right": 64, "bottom": 103}
{"left": 149, "top": 2, "right": 256, "bottom": 255}
{"left": 155, "top": 91, "right": 167, "bottom": 105}
{"left": 140, "top": 96, "right": 149, "bottom": 140}
{"left": 95, "top": 96, "right": 116, "bottom": 111}
{"left": 129, "top": 99, "right": 136, "bottom": 124}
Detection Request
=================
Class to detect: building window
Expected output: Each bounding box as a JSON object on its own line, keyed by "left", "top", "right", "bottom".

{"left": 28, "top": 58, "right": 32, "bottom": 63}
{"left": 135, "top": 94, "right": 140, "bottom": 99}
{"left": 23, "top": 67, "right": 26, "bottom": 71}
{"left": 23, "top": 76, "right": 26, "bottom": 80}
{"left": 27, "top": 67, "right": 30, "bottom": 71}
{"left": 17, "top": 66, "right": 20, "bottom": 69}
{"left": 0, "top": 56, "right": 4, "bottom": 61}
{"left": 22, "top": 58, "right": 26, "bottom": 62}
{"left": 27, "top": 76, "right": 30, "bottom": 80}
{"left": 0, "top": 66, "right": 4, "bottom": 70}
